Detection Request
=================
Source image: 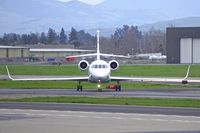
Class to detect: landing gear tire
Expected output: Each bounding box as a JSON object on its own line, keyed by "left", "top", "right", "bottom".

{"left": 115, "top": 85, "right": 121, "bottom": 92}
{"left": 77, "top": 85, "right": 83, "bottom": 92}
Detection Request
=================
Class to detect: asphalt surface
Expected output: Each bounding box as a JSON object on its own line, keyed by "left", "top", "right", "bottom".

{"left": 0, "top": 102, "right": 200, "bottom": 116}
{"left": 0, "top": 108, "right": 200, "bottom": 133}
{"left": 1, "top": 76, "right": 200, "bottom": 132}
{"left": 0, "top": 88, "right": 200, "bottom": 99}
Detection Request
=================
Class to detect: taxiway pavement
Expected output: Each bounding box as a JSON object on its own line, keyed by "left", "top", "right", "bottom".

{"left": 0, "top": 88, "right": 200, "bottom": 99}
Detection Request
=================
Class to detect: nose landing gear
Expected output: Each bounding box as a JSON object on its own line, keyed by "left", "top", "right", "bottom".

{"left": 97, "top": 84, "right": 103, "bottom": 92}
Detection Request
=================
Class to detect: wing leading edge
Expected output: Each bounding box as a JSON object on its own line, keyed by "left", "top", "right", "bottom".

{"left": 6, "top": 66, "right": 88, "bottom": 81}
{"left": 110, "top": 65, "right": 200, "bottom": 84}
{"left": 110, "top": 76, "right": 185, "bottom": 83}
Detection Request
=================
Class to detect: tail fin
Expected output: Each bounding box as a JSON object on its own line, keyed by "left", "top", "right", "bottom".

{"left": 66, "top": 30, "right": 130, "bottom": 60}
{"left": 96, "top": 30, "right": 100, "bottom": 60}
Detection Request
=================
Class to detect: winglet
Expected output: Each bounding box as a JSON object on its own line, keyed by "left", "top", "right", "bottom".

{"left": 6, "top": 65, "right": 13, "bottom": 80}
{"left": 182, "top": 65, "right": 190, "bottom": 84}
{"left": 184, "top": 65, "right": 191, "bottom": 79}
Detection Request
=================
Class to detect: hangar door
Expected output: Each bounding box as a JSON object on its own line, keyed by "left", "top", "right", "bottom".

{"left": 180, "top": 38, "right": 200, "bottom": 64}
{"left": 180, "top": 38, "right": 192, "bottom": 64}
{"left": 193, "top": 39, "right": 200, "bottom": 64}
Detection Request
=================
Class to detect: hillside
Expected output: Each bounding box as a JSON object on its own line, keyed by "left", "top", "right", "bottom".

{"left": 0, "top": 0, "right": 200, "bottom": 35}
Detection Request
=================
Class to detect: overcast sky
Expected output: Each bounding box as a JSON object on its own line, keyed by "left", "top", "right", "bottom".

{"left": 58, "top": 0, "right": 105, "bottom": 5}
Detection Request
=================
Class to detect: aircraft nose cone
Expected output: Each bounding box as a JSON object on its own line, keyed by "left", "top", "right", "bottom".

{"left": 94, "top": 70, "right": 110, "bottom": 78}
{"left": 95, "top": 73, "right": 106, "bottom": 77}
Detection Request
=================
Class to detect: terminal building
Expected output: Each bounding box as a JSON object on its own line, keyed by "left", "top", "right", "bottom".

{"left": 167, "top": 27, "right": 200, "bottom": 64}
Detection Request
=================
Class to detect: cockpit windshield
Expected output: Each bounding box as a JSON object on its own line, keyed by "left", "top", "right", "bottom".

{"left": 91, "top": 64, "right": 108, "bottom": 69}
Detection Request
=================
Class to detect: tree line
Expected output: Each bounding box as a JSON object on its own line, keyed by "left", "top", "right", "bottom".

{"left": 0, "top": 27, "right": 94, "bottom": 48}
{"left": 0, "top": 25, "right": 166, "bottom": 54}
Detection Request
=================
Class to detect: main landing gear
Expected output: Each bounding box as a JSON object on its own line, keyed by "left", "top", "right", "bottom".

{"left": 115, "top": 81, "right": 121, "bottom": 92}
{"left": 77, "top": 81, "right": 83, "bottom": 91}
{"left": 115, "top": 85, "right": 121, "bottom": 92}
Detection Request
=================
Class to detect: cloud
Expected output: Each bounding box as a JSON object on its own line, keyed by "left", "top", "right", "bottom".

{"left": 58, "top": 0, "right": 105, "bottom": 5}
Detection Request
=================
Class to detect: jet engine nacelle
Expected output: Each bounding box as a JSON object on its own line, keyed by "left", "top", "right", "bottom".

{"left": 182, "top": 80, "right": 188, "bottom": 84}
{"left": 109, "top": 60, "right": 119, "bottom": 71}
{"left": 78, "top": 60, "right": 89, "bottom": 71}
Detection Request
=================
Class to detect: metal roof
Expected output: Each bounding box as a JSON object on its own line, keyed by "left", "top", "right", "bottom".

{"left": 30, "top": 49, "right": 95, "bottom": 52}
{"left": 0, "top": 45, "right": 29, "bottom": 49}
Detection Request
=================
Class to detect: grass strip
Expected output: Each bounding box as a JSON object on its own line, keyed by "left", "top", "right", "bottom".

{"left": 0, "top": 80, "right": 197, "bottom": 89}
{"left": 1, "top": 96, "right": 200, "bottom": 108}
{"left": 1, "top": 65, "right": 200, "bottom": 77}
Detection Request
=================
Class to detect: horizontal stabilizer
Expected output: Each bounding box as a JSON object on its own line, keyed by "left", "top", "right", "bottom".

{"left": 66, "top": 53, "right": 130, "bottom": 59}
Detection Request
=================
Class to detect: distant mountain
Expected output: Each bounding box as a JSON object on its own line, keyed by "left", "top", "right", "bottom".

{"left": 139, "top": 17, "right": 200, "bottom": 32}
{"left": 0, "top": 0, "right": 200, "bottom": 35}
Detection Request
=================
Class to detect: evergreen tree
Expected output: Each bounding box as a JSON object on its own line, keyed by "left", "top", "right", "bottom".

{"left": 0, "top": 38, "right": 3, "bottom": 45}
{"left": 21, "top": 34, "right": 29, "bottom": 44}
{"left": 59, "top": 28, "right": 67, "bottom": 44}
{"left": 69, "top": 27, "right": 77, "bottom": 43}
{"left": 30, "top": 33, "right": 39, "bottom": 44}
{"left": 40, "top": 32, "right": 47, "bottom": 44}
{"left": 2, "top": 33, "right": 18, "bottom": 45}
{"left": 47, "top": 28, "right": 57, "bottom": 44}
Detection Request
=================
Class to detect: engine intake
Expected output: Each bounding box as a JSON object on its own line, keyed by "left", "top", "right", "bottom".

{"left": 78, "top": 60, "right": 89, "bottom": 71}
{"left": 182, "top": 80, "right": 188, "bottom": 84}
{"left": 109, "top": 60, "right": 119, "bottom": 71}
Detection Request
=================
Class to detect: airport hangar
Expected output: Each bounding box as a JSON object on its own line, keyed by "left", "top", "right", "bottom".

{"left": 167, "top": 27, "right": 200, "bottom": 64}
{"left": 0, "top": 46, "right": 29, "bottom": 61}
{"left": 0, "top": 45, "right": 94, "bottom": 63}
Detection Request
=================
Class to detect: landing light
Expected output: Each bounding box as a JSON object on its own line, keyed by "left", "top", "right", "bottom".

{"left": 97, "top": 84, "right": 101, "bottom": 88}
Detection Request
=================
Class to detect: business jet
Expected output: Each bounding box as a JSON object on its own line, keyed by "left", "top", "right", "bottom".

{"left": 6, "top": 31, "right": 200, "bottom": 91}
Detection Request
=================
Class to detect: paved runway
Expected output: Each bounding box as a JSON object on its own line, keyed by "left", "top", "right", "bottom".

{"left": 1, "top": 97, "right": 200, "bottom": 133}
{"left": 0, "top": 102, "right": 200, "bottom": 116}
{"left": 0, "top": 88, "right": 200, "bottom": 99}
{"left": 0, "top": 108, "right": 200, "bottom": 133}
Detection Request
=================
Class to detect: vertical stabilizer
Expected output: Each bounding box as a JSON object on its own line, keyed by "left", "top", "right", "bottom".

{"left": 97, "top": 30, "right": 100, "bottom": 60}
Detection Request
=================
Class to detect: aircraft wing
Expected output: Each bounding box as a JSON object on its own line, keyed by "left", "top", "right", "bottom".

{"left": 6, "top": 66, "right": 88, "bottom": 81}
{"left": 110, "top": 65, "right": 199, "bottom": 84}
{"left": 110, "top": 76, "right": 186, "bottom": 83}
{"left": 110, "top": 76, "right": 200, "bottom": 84}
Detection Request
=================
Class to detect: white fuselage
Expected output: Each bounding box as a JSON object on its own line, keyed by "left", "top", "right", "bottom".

{"left": 88, "top": 60, "right": 111, "bottom": 83}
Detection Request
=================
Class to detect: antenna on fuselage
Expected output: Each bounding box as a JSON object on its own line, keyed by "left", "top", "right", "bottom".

{"left": 97, "top": 30, "right": 100, "bottom": 60}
